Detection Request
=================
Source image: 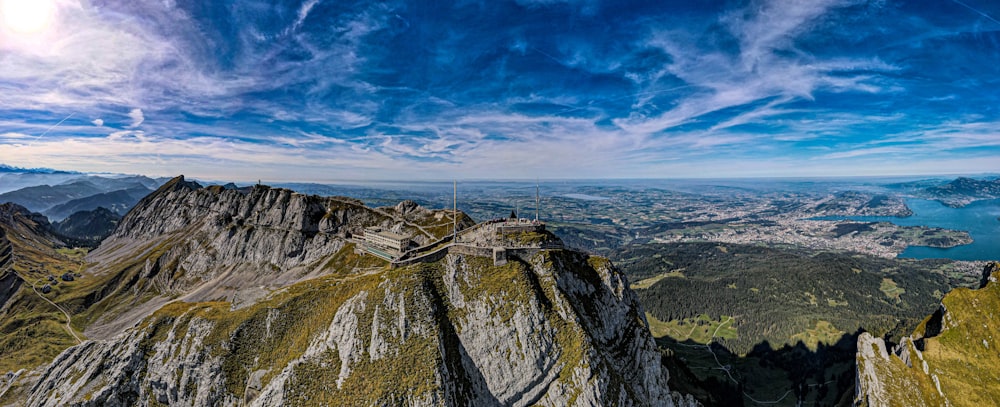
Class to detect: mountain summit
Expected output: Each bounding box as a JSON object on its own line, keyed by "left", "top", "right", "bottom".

{"left": 1, "top": 177, "right": 696, "bottom": 406}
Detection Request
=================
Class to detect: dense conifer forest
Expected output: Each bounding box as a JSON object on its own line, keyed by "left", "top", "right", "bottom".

{"left": 614, "top": 242, "right": 980, "bottom": 354}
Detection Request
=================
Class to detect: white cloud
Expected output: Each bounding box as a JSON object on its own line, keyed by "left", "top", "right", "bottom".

{"left": 813, "top": 119, "right": 1000, "bottom": 161}
{"left": 0, "top": 132, "right": 31, "bottom": 140}
{"left": 107, "top": 130, "right": 149, "bottom": 142}
{"left": 291, "top": 0, "right": 321, "bottom": 32}
{"left": 128, "top": 108, "right": 144, "bottom": 128}
{"left": 820, "top": 146, "right": 911, "bottom": 160}
{"left": 0, "top": 0, "right": 380, "bottom": 132}
{"left": 91, "top": 118, "right": 104, "bottom": 127}
{"left": 615, "top": 0, "right": 893, "bottom": 136}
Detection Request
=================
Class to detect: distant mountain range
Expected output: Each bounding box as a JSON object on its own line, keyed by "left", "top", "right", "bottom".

{"left": 0, "top": 171, "right": 164, "bottom": 221}
{"left": 44, "top": 185, "right": 154, "bottom": 221}
{"left": 882, "top": 176, "right": 1000, "bottom": 207}
{"left": 0, "top": 164, "right": 78, "bottom": 174}
{"left": 923, "top": 177, "right": 1000, "bottom": 207}
{"left": 0, "top": 180, "right": 105, "bottom": 213}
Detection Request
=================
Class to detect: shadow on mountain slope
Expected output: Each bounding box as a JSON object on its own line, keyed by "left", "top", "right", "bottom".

{"left": 661, "top": 331, "right": 867, "bottom": 407}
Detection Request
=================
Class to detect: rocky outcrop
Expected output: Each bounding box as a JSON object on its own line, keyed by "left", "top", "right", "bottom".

{"left": 18, "top": 250, "right": 698, "bottom": 406}
{"left": 855, "top": 333, "right": 890, "bottom": 406}
{"left": 0, "top": 203, "right": 56, "bottom": 238}
{"left": 0, "top": 203, "right": 70, "bottom": 253}
{"left": 0, "top": 229, "right": 20, "bottom": 309}
{"left": 855, "top": 262, "right": 1000, "bottom": 406}
{"left": 891, "top": 337, "right": 920, "bottom": 369}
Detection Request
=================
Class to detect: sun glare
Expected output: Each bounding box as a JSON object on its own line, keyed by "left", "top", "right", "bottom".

{"left": 1, "top": 0, "right": 56, "bottom": 35}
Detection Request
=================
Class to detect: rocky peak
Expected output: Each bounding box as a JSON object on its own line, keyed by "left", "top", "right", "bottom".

{"left": 71, "top": 179, "right": 474, "bottom": 339}
{"left": 111, "top": 178, "right": 379, "bottom": 241}
{"left": 0, "top": 202, "right": 48, "bottom": 228}
{"left": 395, "top": 199, "right": 422, "bottom": 215}
{"left": 149, "top": 174, "right": 202, "bottom": 197}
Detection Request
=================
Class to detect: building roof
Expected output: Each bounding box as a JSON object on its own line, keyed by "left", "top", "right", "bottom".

{"left": 369, "top": 229, "right": 409, "bottom": 241}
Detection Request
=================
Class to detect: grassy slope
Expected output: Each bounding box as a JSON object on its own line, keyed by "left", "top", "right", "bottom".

{"left": 863, "top": 275, "right": 1000, "bottom": 406}
{"left": 645, "top": 313, "right": 737, "bottom": 344}
{"left": 927, "top": 281, "right": 1000, "bottom": 405}
{"left": 0, "top": 227, "right": 91, "bottom": 373}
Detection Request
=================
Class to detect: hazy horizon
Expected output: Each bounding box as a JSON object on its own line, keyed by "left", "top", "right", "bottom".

{"left": 5, "top": 162, "right": 998, "bottom": 186}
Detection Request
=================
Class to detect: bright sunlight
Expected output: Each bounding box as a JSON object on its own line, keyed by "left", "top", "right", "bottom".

{"left": 0, "top": 0, "right": 56, "bottom": 35}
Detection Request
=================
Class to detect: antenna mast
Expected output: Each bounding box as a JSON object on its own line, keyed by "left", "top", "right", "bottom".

{"left": 453, "top": 180, "right": 457, "bottom": 239}
{"left": 535, "top": 179, "right": 539, "bottom": 222}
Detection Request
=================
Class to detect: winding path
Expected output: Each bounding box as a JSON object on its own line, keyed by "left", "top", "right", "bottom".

{"left": 672, "top": 315, "right": 800, "bottom": 406}
{"left": 11, "top": 268, "right": 83, "bottom": 344}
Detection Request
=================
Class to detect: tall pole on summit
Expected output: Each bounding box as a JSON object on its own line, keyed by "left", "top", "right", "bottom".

{"left": 453, "top": 180, "right": 457, "bottom": 240}
{"left": 535, "top": 179, "right": 540, "bottom": 222}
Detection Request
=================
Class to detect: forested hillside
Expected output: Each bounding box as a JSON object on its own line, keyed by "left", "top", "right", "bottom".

{"left": 615, "top": 242, "right": 980, "bottom": 354}
{"left": 614, "top": 242, "right": 982, "bottom": 405}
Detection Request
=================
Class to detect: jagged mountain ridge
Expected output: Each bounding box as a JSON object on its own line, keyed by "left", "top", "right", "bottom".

{"left": 2, "top": 176, "right": 696, "bottom": 406}
{"left": 77, "top": 175, "right": 468, "bottom": 339}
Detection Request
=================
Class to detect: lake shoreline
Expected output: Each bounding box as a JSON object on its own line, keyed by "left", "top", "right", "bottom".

{"left": 810, "top": 198, "right": 1000, "bottom": 261}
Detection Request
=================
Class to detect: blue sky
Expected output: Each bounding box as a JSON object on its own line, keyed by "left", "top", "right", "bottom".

{"left": 1, "top": 0, "right": 1000, "bottom": 181}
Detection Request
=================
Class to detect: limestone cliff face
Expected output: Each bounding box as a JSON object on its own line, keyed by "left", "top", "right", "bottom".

{"left": 19, "top": 251, "right": 696, "bottom": 407}
{"left": 4, "top": 178, "right": 696, "bottom": 406}
{"left": 79, "top": 176, "right": 461, "bottom": 339}
{"left": 0, "top": 228, "right": 18, "bottom": 308}
{"left": 97, "top": 176, "right": 386, "bottom": 278}
{"left": 855, "top": 262, "right": 1000, "bottom": 407}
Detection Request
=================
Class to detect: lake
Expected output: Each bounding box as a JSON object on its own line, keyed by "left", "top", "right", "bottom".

{"left": 815, "top": 198, "right": 1000, "bottom": 261}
